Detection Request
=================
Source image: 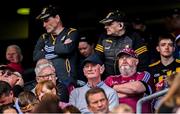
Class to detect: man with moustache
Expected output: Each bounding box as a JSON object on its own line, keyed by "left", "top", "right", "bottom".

{"left": 104, "top": 48, "right": 154, "bottom": 113}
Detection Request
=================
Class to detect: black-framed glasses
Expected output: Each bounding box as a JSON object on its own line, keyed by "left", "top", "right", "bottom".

{"left": 37, "top": 73, "right": 56, "bottom": 78}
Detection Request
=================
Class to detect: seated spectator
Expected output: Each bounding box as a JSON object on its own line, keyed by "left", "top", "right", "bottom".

{"left": 0, "top": 104, "right": 18, "bottom": 114}
{"left": 5, "top": 44, "right": 24, "bottom": 74}
{"left": 17, "top": 91, "right": 39, "bottom": 113}
{"left": 77, "top": 36, "right": 95, "bottom": 86}
{"left": 33, "top": 93, "right": 63, "bottom": 113}
{"left": 63, "top": 105, "right": 81, "bottom": 114}
{"left": 105, "top": 48, "right": 154, "bottom": 113}
{"left": 149, "top": 33, "right": 180, "bottom": 111}
{"left": 0, "top": 81, "right": 14, "bottom": 107}
{"left": 35, "top": 80, "right": 57, "bottom": 101}
{"left": 69, "top": 53, "right": 119, "bottom": 113}
{"left": 0, "top": 65, "right": 24, "bottom": 97}
{"left": 33, "top": 59, "right": 69, "bottom": 103}
{"left": 85, "top": 87, "right": 110, "bottom": 114}
{"left": 110, "top": 104, "right": 134, "bottom": 114}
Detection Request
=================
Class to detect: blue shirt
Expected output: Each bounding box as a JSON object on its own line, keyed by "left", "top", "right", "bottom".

{"left": 69, "top": 81, "right": 119, "bottom": 114}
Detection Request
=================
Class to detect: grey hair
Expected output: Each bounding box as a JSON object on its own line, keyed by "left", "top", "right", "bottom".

{"left": 6, "top": 44, "right": 23, "bottom": 62}
{"left": 34, "top": 62, "right": 55, "bottom": 76}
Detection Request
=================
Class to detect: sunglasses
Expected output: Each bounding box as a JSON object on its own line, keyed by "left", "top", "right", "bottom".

{"left": 0, "top": 70, "right": 14, "bottom": 77}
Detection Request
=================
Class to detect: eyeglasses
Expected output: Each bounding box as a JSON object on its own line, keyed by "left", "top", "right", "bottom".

{"left": 37, "top": 73, "right": 56, "bottom": 78}
{"left": 0, "top": 70, "right": 13, "bottom": 77}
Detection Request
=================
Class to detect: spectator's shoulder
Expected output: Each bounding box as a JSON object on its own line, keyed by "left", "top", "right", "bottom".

{"left": 149, "top": 60, "right": 161, "bottom": 67}
{"left": 175, "top": 59, "right": 180, "bottom": 63}
{"left": 67, "top": 28, "right": 77, "bottom": 35}
{"left": 70, "top": 85, "right": 85, "bottom": 94}
{"left": 40, "top": 33, "right": 49, "bottom": 39}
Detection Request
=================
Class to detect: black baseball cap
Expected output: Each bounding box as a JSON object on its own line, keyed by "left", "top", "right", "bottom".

{"left": 36, "top": 5, "right": 59, "bottom": 20}
{"left": 82, "top": 53, "right": 103, "bottom": 67}
{"left": 99, "top": 10, "right": 127, "bottom": 24}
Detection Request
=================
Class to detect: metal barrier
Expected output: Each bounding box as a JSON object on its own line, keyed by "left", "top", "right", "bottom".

{"left": 136, "top": 88, "right": 169, "bottom": 114}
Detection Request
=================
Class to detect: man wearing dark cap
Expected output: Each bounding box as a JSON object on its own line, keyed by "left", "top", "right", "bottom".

{"left": 33, "top": 5, "right": 79, "bottom": 88}
{"left": 69, "top": 53, "right": 119, "bottom": 114}
{"left": 104, "top": 48, "right": 154, "bottom": 113}
{"left": 77, "top": 36, "right": 95, "bottom": 85}
{"left": 95, "top": 10, "right": 149, "bottom": 79}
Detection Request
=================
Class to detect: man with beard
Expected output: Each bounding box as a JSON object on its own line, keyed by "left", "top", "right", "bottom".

{"left": 104, "top": 48, "right": 154, "bottom": 113}
{"left": 149, "top": 33, "right": 180, "bottom": 111}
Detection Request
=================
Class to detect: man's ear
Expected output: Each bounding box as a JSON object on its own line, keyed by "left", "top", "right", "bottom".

{"left": 119, "top": 22, "right": 124, "bottom": 29}
{"left": 55, "top": 15, "right": 60, "bottom": 22}
{"left": 135, "top": 59, "right": 139, "bottom": 65}
{"left": 9, "top": 90, "right": 14, "bottom": 97}
{"left": 100, "top": 64, "right": 105, "bottom": 74}
{"left": 156, "top": 46, "right": 160, "bottom": 52}
{"left": 88, "top": 105, "right": 93, "bottom": 113}
{"left": 36, "top": 77, "right": 40, "bottom": 83}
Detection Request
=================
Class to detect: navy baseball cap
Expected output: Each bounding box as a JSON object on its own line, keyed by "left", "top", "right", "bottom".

{"left": 117, "top": 48, "right": 138, "bottom": 58}
{"left": 99, "top": 10, "right": 127, "bottom": 24}
{"left": 82, "top": 54, "right": 103, "bottom": 67}
{"left": 36, "top": 5, "right": 59, "bottom": 20}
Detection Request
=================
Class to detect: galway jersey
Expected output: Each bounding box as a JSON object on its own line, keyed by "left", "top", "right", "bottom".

{"left": 104, "top": 71, "right": 154, "bottom": 113}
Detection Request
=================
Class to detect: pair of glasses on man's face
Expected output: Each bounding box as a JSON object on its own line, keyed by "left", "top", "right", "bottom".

{"left": 37, "top": 73, "right": 56, "bottom": 78}
{"left": 0, "top": 70, "right": 13, "bottom": 77}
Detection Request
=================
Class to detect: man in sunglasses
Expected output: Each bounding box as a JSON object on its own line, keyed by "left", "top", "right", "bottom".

{"left": 0, "top": 65, "right": 24, "bottom": 97}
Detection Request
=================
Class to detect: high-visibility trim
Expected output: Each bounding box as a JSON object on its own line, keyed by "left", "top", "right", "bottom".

{"left": 149, "top": 60, "right": 161, "bottom": 67}
{"left": 68, "top": 28, "right": 76, "bottom": 35}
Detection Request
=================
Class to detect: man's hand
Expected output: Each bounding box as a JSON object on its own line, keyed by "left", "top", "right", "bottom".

{"left": 15, "top": 77, "right": 24, "bottom": 87}
{"left": 64, "top": 38, "right": 72, "bottom": 44}
{"left": 113, "top": 84, "right": 121, "bottom": 92}
{"left": 155, "top": 80, "right": 165, "bottom": 91}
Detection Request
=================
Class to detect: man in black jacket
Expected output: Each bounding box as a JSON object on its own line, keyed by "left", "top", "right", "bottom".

{"left": 33, "top": 5, "right": 79, "bottom": 88}
{"left": 95, "top": 10, "right": 149, "bottom": 79}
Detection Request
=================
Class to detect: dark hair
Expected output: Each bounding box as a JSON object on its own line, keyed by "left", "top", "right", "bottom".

{"left": 18, "top": 90, "right": 39, "bottom": 113}
{"left": 157, "top": 33, "right": 175, "bottom": 45}
{"left": 79, "top": 36, "right": 94, "bottom": 46}
{"left": 63, "top": 105, "right": 81, "bottom": 113}
{"left": 85, "top": 87, "right": 107, "bottom": 105}
{"left": 33, "top": 93, "right": 62, "bottom": 113}
{"left": 0, "top": 81, "right": 12, "bottom": 97}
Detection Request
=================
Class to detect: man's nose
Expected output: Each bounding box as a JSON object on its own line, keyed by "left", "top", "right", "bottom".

{"left": 97, "top": 101, "right": 103, "bottom": 107}
{"left": 87, "top": 66, "right": 93, "bottom": 70}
